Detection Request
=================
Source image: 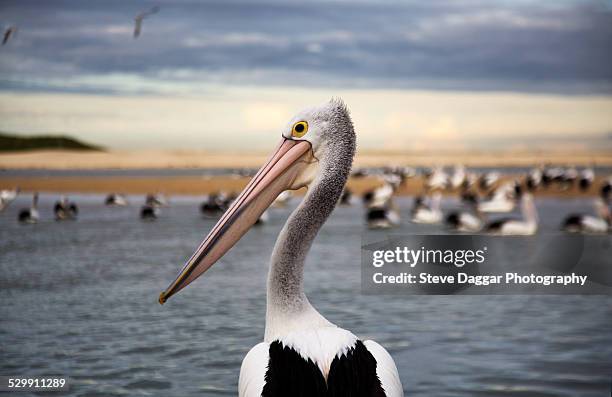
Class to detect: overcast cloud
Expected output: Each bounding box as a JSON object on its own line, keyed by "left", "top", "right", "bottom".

{"left": 1, "top": 0, "right": 611, "bottom": 95}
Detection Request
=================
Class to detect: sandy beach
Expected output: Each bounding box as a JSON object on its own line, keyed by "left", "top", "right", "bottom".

{"left": 1, "top": 173, "right": 607, "bottom": 198}
{"left": 1, "top": 149, "right": 610, "bottom": 197}
{"left": 1, "top": 149, "right": 612, "bottom": 170}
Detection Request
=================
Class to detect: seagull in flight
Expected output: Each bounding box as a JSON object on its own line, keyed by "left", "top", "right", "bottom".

{"left": 133, "top": 6, "right": 159, "bottom": 38}
{"left": 3, "top": 26, "right": 17, "bottom": 45}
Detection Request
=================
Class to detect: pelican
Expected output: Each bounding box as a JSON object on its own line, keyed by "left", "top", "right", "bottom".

{"left": 201, "top": 192, "right": 230, "bottom": 217}
{"left": 105, "top": 193, "right": 128, "bottom": 206}
{"left": 485, "top": 193, "right": 538, "bottom": 235}
{"left": 558, "top": 166, "right": 578, "bottom": 190}
{"left": 159, "top": 99, "right": 403, "bottom": 396}
{"left": 542, "top": 166, "right": 564, "bottom": 187}
{"left": 425, "top": 166, "right": 448, "bottom": 190}
{"left": 54, "top": 196, "right": 78, "bottom": 220}
{"left": 133, "top": 6, "right": 159, "bottom": 38}
{"left": 445, "top": 192, "right": 484, "bottom": 232}
{"left": 18, "top": 193, "right": 39, "bottom": 224}
{"left": 525, "top": 167, "right": 542, "bottom": 191}
{"left": 561, "top": 183, "right": 611, "bottom": 234}
{"left": 478, "top": 171, "right": 499, "bottom": 191}
{"left": 0, "top": 187, "right": 19, "bottom": 212}
{"left": 339, "top": 187, "right": 353, "bottom": 206}
{"left": 145, "top": 193, "right": 168, "bottom": 207}
{"left": 450, "top": 164, "right": 466, "bottom": 189}
{"left": 411, "top": 192, "right": 443, "bottom": 224}
{"left": 578, "top": 167, "right": 594, "bottom": 192}
{"left": 382, "top": 173, "right": 403, "bottom": 190}
{"left": 477, "top": 181, "right": 520, "bottom": 213}
{"left": 271, "top": 190, "right": 293, "bottom": 208}
{"left": 2, "top": 26, "right": 16, "bottom": 45}
{"left": 140, "top": 204, "right": 158, "bottom": 220}
{"left": 351, "top": 167, "right": 369, "bottom": 178}
{"left": 365, "top": 182, "right": 400, "bottom": 229}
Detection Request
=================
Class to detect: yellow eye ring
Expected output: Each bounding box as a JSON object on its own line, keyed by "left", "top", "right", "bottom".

{"left": 291, "top": 121, "right": 308, "bottom": 138}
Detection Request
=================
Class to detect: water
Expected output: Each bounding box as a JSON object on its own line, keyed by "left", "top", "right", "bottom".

{"left": 2, "top": 165, "right": 612, "bottom": 178}
{"left": 1, "top": 194, "right": 611, "bottom": 396}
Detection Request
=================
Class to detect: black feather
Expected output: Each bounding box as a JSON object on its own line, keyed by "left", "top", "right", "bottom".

{"left": 446, "top": 212, "right": 460, "bottom": 227}
{"left": 262, "top": 340, "right": 386, "bottom": 397}
{"left": 485, "top": 218, "right": 513, "bottom": 232}
{"left": 367, "top": 208, "right": 388, "bottom": 221}
{"left": 18, "top": 210, "right": 31, "bottom": 222}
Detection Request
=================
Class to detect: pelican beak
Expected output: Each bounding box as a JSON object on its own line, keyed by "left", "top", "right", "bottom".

{"left": 159, "top": 138, "right": 314, "bottom": 304}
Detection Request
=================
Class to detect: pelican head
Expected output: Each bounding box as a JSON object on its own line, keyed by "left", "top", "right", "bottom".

{"left": 159, "top": 98, "right": 355, "bottom": 304}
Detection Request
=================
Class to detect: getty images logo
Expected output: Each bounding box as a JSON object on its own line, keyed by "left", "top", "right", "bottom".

{"left": 372, "top": 246, "right": 488, "bottom": 269}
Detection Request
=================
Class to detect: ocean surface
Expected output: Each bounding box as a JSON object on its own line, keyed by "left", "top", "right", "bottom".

{"left": 1, "top": 193, "right": 611, "bottom": 396}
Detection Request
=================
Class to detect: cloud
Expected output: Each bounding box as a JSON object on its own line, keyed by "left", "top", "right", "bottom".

{"left": 0, "top": 0, "right": 610, "bottom": 95}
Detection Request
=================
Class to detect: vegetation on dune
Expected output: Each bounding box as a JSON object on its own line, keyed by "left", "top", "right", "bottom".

{"left": 0, "top": 132, "right": 103, "bottom": 152}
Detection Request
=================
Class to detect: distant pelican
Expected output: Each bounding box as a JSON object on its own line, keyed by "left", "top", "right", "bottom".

{"left": 133, "top": 6, "right": 159, "bottom": 38}
{"left": 526, "top": 167, "right": 543, "bottom": 191}
{"left": 366, "top": 182, "right": 400, "bottom": 229}
{"left": 485, "top": 194, "right": 538, "bottom": 235}
{"left": 140, "top": 204, "right": 158, "bottom": 220}
{"left": 201, "top": 192, "right": 231, "bottom": 217}
{"left": 145, "top": 193, "right": 168, "bottom": 207}
{"left": 271, "top": 190, "right": 292, "bottom": 208}
{"left": 425, "top": 166, "right": 448, "bottom": 190}
{"left": 477, "top": 181, "right": 520, "bottom": 213}
{"left": 383, "top": 172, "right": 403, "bottom": 190}
{"left": 561, "top": 183, "right": 611, "bottom": 234}
{"left": 578, "top": 167, "right": 594, "bottom": 192}
{"left": 339, "top": 188, "right": 353, "bottom": 206}
{"left": 254, "top": 209, "right": 270, "bottom": 226}
{"left": 411, "top": 192, "right": 443, "bottom": 224}
{"left": 478, "top": 171, "right": 499, "bottom": 191}
{"left": 2, "top": 26, "right": 16, "bottom": 45}
{"left": 446, "top": 192, "right": 484, "bottom": 232}
{"left": 18, "top": 193, "right": 39, "bottom": 224}
{"left": 54, "top": 196, "right": 78, "bottom": 220}
{"left": 159, "top": 99, "right": 403, "bottom": 396}
{"left": 105, "top": 193, "right": 128, "bottom": 206}
{"left": 560, "top": 167, "right": 578, "bottom": 190}
{"left": 0, "top": 187, "right": 19, "bottom": 212}
{"left": 542, "top": 166, "right": 564, "bottom": 187}
{"left": 450, "top": 165, "right": 466, "bottom": 189}
{"left": 351, "top": 167, "right": 368, "bottom": 178}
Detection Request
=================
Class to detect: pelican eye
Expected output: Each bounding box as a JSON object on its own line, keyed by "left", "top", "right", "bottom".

{"left": 291, "top": 121, "right": 308, "bottom": 138}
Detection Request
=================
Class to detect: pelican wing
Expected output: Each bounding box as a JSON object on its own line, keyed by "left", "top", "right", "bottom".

{"left": 364, "top": 340, "right": 404, "bottom": 397}
{"left": 239, "top": 342, "right": 269, "bottom": 397}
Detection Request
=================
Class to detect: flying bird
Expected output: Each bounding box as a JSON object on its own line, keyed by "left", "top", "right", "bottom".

{"left": 133, "top": 6, "right": 159, "bottom": 38}
{"left": 3, "top": 26, "right": 17, "bottom": 45}
{"left": 159, "top": 99, "right": 403, "bottom": 396}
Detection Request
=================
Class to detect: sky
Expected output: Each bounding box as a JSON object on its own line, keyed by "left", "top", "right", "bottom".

{"left": 0, "top": 0, "right": 611, "bottom": 151}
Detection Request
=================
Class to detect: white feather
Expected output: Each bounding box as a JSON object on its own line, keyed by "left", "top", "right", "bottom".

{"left": 364, "top": 340, "right": 404, "bottom": 397}
{"left": 579, "top": 216, "right": 609, "bottom": 233}
{"left": 239, "top": 342, "right": 269, "bottom": 397}
{"left": 456, "top": 212, "right": 483, "bottom": 232}
{"left": 279, "top": 326, "right": 358, "bottom": 379}
{"left": 411, "top": 193, "right": 442, "bottom": 224}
